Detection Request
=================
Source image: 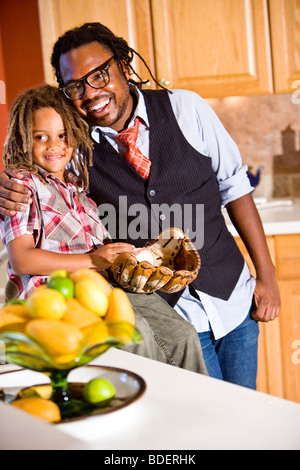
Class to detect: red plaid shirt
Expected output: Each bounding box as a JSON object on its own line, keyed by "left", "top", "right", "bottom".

{"left": 0, "top": 168, "right": 109, "bottom": 300}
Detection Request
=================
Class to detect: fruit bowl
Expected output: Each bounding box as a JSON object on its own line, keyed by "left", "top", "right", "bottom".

{"left": 0, "top": 321, "right": 142, "bottom": 420}
{"left": 0, "top": 268, "right": 143, "bottom": 421}
{"left": 0, "top": 321, "right": 141, "bottom": 372}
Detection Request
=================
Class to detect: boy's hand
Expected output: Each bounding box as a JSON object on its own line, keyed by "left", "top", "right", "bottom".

{"left": 90, "top": 243, "right": 135, "bottom": 271}
{"left": 0, "top": 169, "right": 32, "bottom": 216}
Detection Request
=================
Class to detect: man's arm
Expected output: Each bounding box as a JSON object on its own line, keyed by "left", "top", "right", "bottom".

{"left": 226, "top": 193, "right": 281, "bottom": 322}
{"left": 0, "top": 169, "right": 32, "bottom": 216}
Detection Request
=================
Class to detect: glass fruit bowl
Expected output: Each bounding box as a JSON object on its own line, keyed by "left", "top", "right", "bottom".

{"left": 0, "top": 321, "right": 142, "bottom": 420}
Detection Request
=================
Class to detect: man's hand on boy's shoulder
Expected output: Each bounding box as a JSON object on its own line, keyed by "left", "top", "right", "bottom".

{"left": 0, "top": 169, "right": 32, "bottom": 217}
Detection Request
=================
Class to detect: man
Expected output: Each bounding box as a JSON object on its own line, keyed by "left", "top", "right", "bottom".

{"left": 0, "top": 23, "right": 280, "bottom": 388}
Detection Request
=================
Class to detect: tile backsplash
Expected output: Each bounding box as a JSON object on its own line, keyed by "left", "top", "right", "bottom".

{"left": 207, "top": 93, "right": 300, "bottom": 199}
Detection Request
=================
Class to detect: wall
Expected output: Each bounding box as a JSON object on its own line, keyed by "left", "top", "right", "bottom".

{"left": 0, "top": 29, "right": 8, "bottom": 172}
{"left": 207, "top": 93, "right": 300, "bottom": 199}
{"left": 0, "top": 0, "right": 45, "bottom": 171}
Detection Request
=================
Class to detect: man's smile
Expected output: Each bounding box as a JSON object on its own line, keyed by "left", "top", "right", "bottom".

{"left": 84, "top": 96, "right": 111, "bottom": 114}
{"left": 59, "top": 41, "right": 134, "bottom": 130}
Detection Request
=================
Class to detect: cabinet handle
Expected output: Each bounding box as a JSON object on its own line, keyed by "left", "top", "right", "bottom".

{"left": 159, "top": 78, "right": 170, "bottom": 87}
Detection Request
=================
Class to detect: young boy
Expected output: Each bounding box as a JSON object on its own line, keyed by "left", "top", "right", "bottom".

{"left": 0, "top": 84, "right": 207, "bottom": 375}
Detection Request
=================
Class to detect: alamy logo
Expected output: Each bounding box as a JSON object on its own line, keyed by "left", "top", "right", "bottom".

{"left": 98, "top": 196, "right": 205, "bottom": 249}
{"left": 0, "top": 80, "right": 5, "bottom": 104}
{"left": 291, "top": 340, "right": 300, "bottom": 365}
{"left": 291, "top": 80, "right": 300, "bottom": 104}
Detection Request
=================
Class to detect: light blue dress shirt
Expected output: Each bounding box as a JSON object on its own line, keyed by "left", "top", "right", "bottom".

{"left": 90, "top": 85, "right": 256, "bottom": 340}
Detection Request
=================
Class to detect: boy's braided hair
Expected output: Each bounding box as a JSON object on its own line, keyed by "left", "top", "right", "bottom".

{"left": 3, "top": 84, "right": 93, "bottom": 190}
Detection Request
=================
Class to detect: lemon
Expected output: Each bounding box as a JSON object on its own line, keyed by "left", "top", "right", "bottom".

{"left": 47, "top": 277, "right": 75, "bottom": 299}
{"left": 11, "top": 397, "right": 61, "bottom": 423}
{"left": 83, "top": 378, "right": 115, "bottom": 405}
{"left": 49, "top": 269, "right": 69, "bottom": 279}
{"left": 70, "top": 269, "right": 112, "bottom": 296}
{"left": 26, "top": 286, "right": 67, "bottom": 320}
{"left": 75, "top": 280, "right": 109, "bottom": 317}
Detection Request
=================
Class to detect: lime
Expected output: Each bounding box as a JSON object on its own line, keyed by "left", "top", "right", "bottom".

{"left": 47, "top": 277, "right": 74, "bottom": 299}
{"left": 83, "top": 378, "right": 115, "bottom": 406}
{"left": 5, "top": 298, "right": 26, "bottom": 306}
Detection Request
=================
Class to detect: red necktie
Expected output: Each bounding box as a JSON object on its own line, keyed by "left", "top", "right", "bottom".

{"left": 116, "top": 117, "right": 151, "bottom": 180}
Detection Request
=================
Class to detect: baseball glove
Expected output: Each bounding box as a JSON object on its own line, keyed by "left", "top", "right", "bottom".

{"left": 110, "top": 228, "right": 201, "bottom": 294}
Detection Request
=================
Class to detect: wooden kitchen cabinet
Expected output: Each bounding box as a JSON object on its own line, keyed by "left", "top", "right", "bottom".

{"left": 269, "top": 0, "right": 300, "bottom": 93}
{"left": 150, "top": 0, "right": 273, "bottom": 97}
{"left": 235, "top": 233, "right": 300, "bottom": 403}
{"left": 277, "top": 280, "right": 300, "bottom": 402}
{"left": 38, "top": 0, "right": 299, "bottom": 98}
{"left": 150, "top": 0, "right": 300, "bottom": 96}
{"left": 37, "top": 0, "right": 156, "bottom": 86}
{"left": 235, "top": 236, "right": 284, "bottom": 399}
{"left": 275, "top": 234, "right": 300, "bottom": 403}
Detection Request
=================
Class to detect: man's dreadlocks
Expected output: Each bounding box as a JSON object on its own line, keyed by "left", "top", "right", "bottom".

{"left": 51, "top": 22, "right": 169, "bottom": 92}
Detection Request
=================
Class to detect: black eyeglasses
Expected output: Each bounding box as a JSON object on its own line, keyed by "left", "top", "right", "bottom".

{"left": 59, "top": 56, "right": 116, "bottom": 100}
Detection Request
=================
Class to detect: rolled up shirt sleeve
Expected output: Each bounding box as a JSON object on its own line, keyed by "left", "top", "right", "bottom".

{"left": 217, "top": 164, "right": 253, "bottom": 207}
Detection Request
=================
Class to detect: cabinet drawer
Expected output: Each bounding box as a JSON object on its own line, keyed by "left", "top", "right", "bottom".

{"left": 275, "top": 235, "right": 300, "bottom": 280}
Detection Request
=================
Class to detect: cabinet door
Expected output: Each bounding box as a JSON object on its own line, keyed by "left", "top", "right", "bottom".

{"left": 150, "top": 0, "right": 273, "bottom": 97}
{"left": 278, "top": 280, "right": 300, "bottom": 403}
{"left": 269, "top": 0, "right": 300, "bottom": 93}
{"left": 235, "top": 235, "right": 284, "bottom": 398}
{"left": 38, "top": 0, "right": 155, "bottom": 86}
{"left": 275, "top": 234, "right": 300, "bottom": 403}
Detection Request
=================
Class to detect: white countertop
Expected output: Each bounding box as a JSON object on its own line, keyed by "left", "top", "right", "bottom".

{"left": 1, "top": 348, "right": 300, "bottom": 450}
{"left": 0, "top": 199, "right": 300, "bottom": 451}
{"left": 223, "top": 198, "right": 300, "bottom": 237}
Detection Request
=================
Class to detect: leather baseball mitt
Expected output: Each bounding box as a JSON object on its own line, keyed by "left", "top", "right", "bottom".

{"left": 110, "top": 228, "right": 201, "bottom": 294}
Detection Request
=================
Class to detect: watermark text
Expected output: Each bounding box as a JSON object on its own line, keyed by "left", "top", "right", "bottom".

{"left": 98, "top": 196, "right": 204, "bottom": 249}
{"left": 291, "top": 340, "right": 300, "bottom": 365}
